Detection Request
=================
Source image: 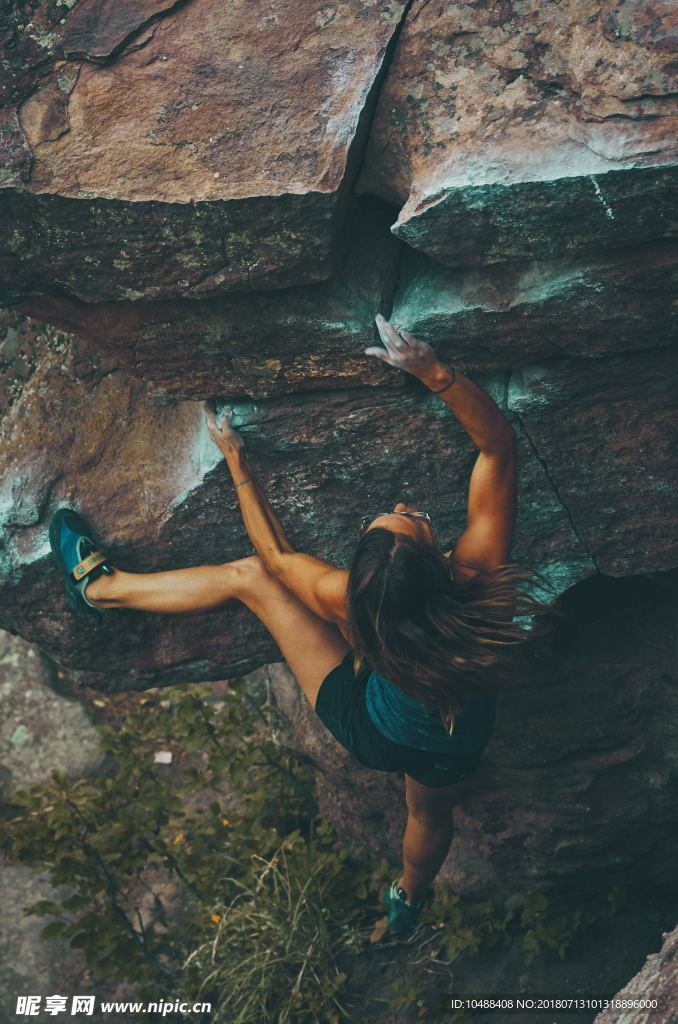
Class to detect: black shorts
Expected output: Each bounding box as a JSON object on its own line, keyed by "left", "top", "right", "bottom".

{"left": 315, "top": 651, "right": 489, "bottom": 787}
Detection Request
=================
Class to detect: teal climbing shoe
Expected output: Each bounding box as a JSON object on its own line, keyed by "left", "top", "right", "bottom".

{"left": 49, "top": 508, "right": 114, "bottom": 616}
{"left": 384, "top": 880, "right": 425, "bottom": 934}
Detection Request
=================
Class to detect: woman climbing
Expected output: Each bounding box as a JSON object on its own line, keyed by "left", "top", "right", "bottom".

{"left": 50, "top": 314, "right": 546, "bottom": 935}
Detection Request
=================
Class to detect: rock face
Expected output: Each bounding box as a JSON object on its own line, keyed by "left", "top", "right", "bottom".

{"left": 0, "top": 0, "right": 677, "bottom": 913}
{"left": 0, "top": 628, "right": 106, "bottom": 1015}
{"left": 16, "top": 200, "right": 402, "bottom": 400}
{"left": 0, "top": 0, "right": 408, "bottom": 303}
{"left": 392, "top": 241, "right": 678, "bottom": 369}
{"left": 359, "top": 0, "right": 678, "bottom": 264}
{"left": 0, "top": 309, "right": 592, "bottom": 688}
{"left": 593, "top": 924, "right": 678, "bottom": 1024}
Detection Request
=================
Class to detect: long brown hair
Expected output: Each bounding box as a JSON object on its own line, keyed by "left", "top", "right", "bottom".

{"left": 346, "top": 528, "right": 557, "bottom": 733}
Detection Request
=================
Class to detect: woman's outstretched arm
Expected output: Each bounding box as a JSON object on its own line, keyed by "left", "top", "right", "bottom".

{"left": 205, "top": 404, "right": 348, "bottom": 627}
{"left": 205, "top": 402, "right": 292, "bottom": 563}
{"left": 366, "top": 316, "right": 516, "bottom": 578}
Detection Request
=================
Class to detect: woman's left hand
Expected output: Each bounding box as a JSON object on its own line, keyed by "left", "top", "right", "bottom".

{"left": 205, "top": 401, "right": 245, "bottom": 456}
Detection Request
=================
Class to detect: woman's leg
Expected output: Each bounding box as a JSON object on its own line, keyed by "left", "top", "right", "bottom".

{"left": 86, "top": 560, "right": 253, "bottom": 615}
{"left": 87, "top": 556, "right": 350, "bottom": 709}
{"left": 398, "top": 774, "right": 470, "bottom": 902}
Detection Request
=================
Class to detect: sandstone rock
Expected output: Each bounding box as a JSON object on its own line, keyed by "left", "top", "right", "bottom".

{"left": 0, "top": 0, "right": 408, "bottom": 304}
{"left": 392, "top": 240, "right": 678, "bottom": 580}
{"left": 17, "top": 199, "right": 402, "bottom": 400}
{"left": 593, "top": 923, "right": 678, "bottom": 1024}
{"left": 359, "top": 0, "right": 678, "bottom": 265}
{"left": 59, "top": 0, "right": 185, "bottom": 63}
{"left": 270, "top": 571, "right": 678, "bottom": 897}
{"left": 0, "top": 107, "right": 33, "bottom": 188}
{"left": 0, "top": 309, "right": 591, "bottom": 689}
{"left": 0, "top": 2, "right": 67, "bottom": 109}
{"left": 391, "top": 241, "right": 678, "bottom": 370}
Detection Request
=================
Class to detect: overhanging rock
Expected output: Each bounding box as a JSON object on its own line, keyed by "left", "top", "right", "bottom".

{"left": 0, "top": 0, "right": 408, "bottom": 304}
{"left": 1, "top": 310, "right": 593, "bottom": 690}
{"left": 507, "top": 351, "right": 678, "bottom": 577}
{"left": 359, "top": 0, "right": 678, "bottom": 265}
{"left": 17, "top": 200, "right": 402, "bottom": 400}
{"left": 391, "top": 241, "right": 678, "bottom": 371}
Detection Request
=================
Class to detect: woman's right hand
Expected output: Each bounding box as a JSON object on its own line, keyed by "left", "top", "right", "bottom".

{"left": 204, "top": 401, "right": 245, "bottom": 457}
{"left": 365, "top": 315, "right": 449, "bottom": 386}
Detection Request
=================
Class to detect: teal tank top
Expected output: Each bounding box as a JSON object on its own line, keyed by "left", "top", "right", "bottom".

{"left": 365, "top": 671, "right": 497, "bottom": 755}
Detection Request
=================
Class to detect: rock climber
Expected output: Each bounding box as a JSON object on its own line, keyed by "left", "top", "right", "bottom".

{"left": 50, "top": 314, "right": 547, "bottom": 934}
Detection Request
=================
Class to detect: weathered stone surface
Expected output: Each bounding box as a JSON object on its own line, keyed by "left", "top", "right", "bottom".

{"left": 593, "top": 924, "right": 678, "bottom": 1024}
{"left": 0, "top": 631, "right": 104, "bottom": 797}
{"left": 17, "top": 199, "right": 402, "bottom": 400}
{"left": 0, "top": 626, "right": 106, "bottom": 1015}
{"left": 270, "top": 572, "right": 678, "bottom": 897}
{"left": 0, "top": 1, "right": 67, "bottom": 108}
{"left": 392, "top": 241, "right": 678, "bottom": 371}
{"left": 0, "top": 107, "right": 33, "bottom": 188}
{"left": 359, "top": 0, "right": 678, "bottom": 265}
{"left": 0, "top": 309, "right": 592, "bottom": 689}
{"left": 0, "top": 0, "right": 675, "bottom": 999}
{"left": 0, "top": 860, "right": 82, "bottom": 1016}
{"left": 507, "top": 349, "right": 678, "bottom": 576}
{"left": 59, "top": 0, "right": 185, "bottom": 62}
{"left": 384, "top": 188, "right": 678, "bottom": 587}
{"left": 0, "top": 0, "right": 407, "bottom": 303}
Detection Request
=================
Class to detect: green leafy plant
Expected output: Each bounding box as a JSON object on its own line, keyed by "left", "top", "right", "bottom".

{"left": 0, "top": 683, "right": 388, "bottom": 1019}
{"left": 387, "top": 971, "right": 420, "bottom": 1012}
{"left": 518, "top": 891, "right": 587, "bottom": 964}
{"left": 0, "top": 680, "right": 609, "bottom": 1020}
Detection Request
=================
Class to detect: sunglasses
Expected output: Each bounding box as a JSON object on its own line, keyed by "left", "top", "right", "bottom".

{"left": 360, "top": 511, "right": 438, "bottom": 546}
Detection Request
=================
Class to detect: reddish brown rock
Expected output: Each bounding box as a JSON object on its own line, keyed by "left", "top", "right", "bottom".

{"left": 16, "top": 200, "right": 402, "bottom": 400}
{"left": 0, "top": 2, "right": 66, "bottom": 108}
{"left": 359, "top": 0, "right": 678, "bottom": 265}
{"left": 0, "top": 0, "right": 407, "bottom": 303}
{"left": 59, "top": 0, "right": 185, "bottom": 62}
{"left": 392, "top": 240, "right": 678, "bottom": 370}
{"left": 593, "top": 923, "right": 678, "bottom": 1024}
{"left": 0, "top": 309, "right": 590, "bottom": 690}
{"left": 507, "top": 349, "right": 678, "bottom": 577}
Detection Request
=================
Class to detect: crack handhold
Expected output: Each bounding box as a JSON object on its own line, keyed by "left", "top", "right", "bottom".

{"left": 507, "top": 368, "right": 598, "bottom": 571}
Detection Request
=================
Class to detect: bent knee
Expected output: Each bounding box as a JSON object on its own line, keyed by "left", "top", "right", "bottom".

{"left": 230, "top": 554, "right": 283, "bottom": 601}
